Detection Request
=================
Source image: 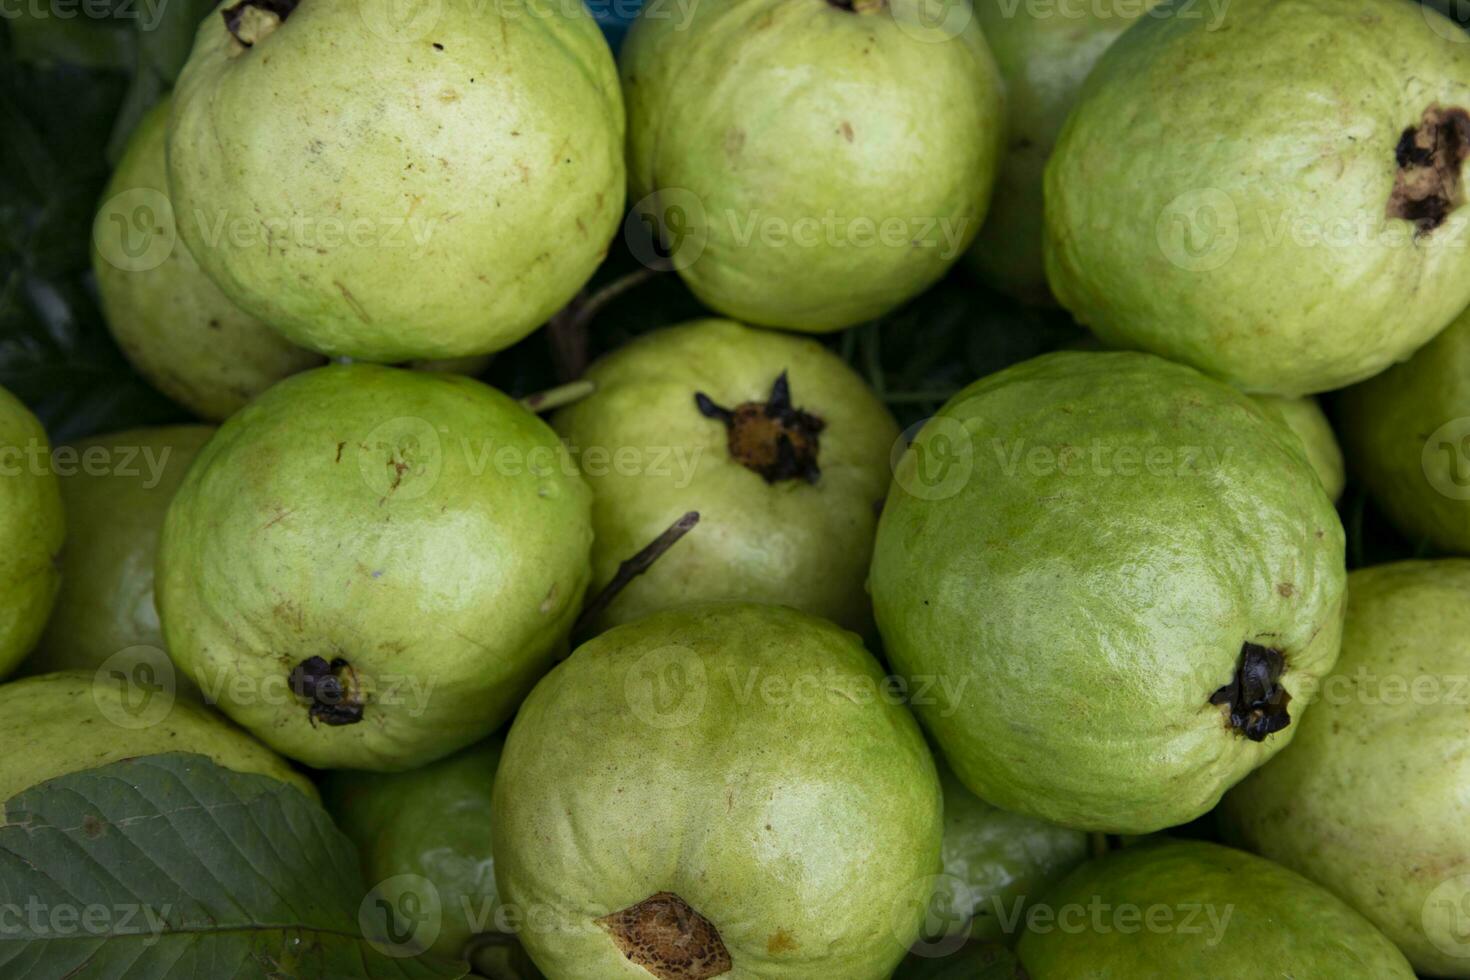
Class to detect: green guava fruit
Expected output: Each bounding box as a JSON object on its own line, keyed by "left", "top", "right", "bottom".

{"left": 966, "top": 0, "right": 1156, "bottom": 304}
{"left": 1339, "top": 304, "right": 1470, "bottom": 552}
{"left": 552, "top": 319, "right": 898, "bottom": 634}
{"left": 1220, "top": 560, "right": 1470, "bottom": 976}
{"left": 324, "top": 738, "right": 507, "bottom": 961}
{"left": 621, "top": 0, "right": 1003, "bottom": 331}
{"left": 869, "top": 351, "right": 1347, "bottom": 834}
{"left": 24, "top": 426, "right": 212, "bottom": 676}
{"left": 931, "top": 762, "right": 1088, "bottom": 945}
{"left": 155, "top": 364, "right": 593, "bottom": 771}
{"left": 1252, "top": 395, "right": 1345, "bottom": 502}
{"left": 0, "top": 384, "right": 64, "bottom": 681}
{"left": 1044, "top": 0, "right": 1470, "bottom": 395}
{"left": 1015, "top": 839, "right": 1415, "bottom": 978}
{"left": 92, "top": 98, "right": 324, "bottom": 422}
{"left": 168, "top": 0, "right": 624, "bottom": 362}
{"left": 491, "top": 602, "right": 943, "bottom": 979}
{"left": 0, "top": 670, "right": 316, "bottom": 809}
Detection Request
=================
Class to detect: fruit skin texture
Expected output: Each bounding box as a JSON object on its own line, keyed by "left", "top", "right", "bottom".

{"left": 621, "top": 0, "right": 1003, "bottom": 331}
{"left": 968, "top": 1, "right": 1155, "bottom": 304}
{"left": 0, "top": 385, "right": 64, "bottom": 680}
{"left": 1253, "top": 395, "right": 1344, "bottom": 502}
{"left": 1015, "top": 840, "right": 1415, "bottom": 978}
{"left": 1044, "top": 0, "right": 1470, "bottom": 395}
{"left": 26, "top": 426, "right": 213, "bottom": 675}
{"left": 1339, "top": 305, "right": 1470, "bottom": 552}
{"left": 93, "top": 99, "right": 323, "bottom": 422}
{"left": 0, "top": 670, "right": 316, "bottom": 807}
{"left": 869, "top": 351, "right": 1347, "bottom": 834}
{"left": 934, "top": 763, "right": 1087, "bottom": 944}
{"left": 492, "top": 603, "right": 943, "bottom": 980}
{"left": 169, "top": 0, "right": 625, "bottom": 362}
{"left": 324, "top": 739, "right": 504, "bottom": 961}
{"left": 1220, "top": 561, "right": 1470, "bottom": 977}
{"left": 552, "top": 319, "right": 898, "bottom": 634}
{"left": 155, "top": 364, "right": 592, "bottom": 771}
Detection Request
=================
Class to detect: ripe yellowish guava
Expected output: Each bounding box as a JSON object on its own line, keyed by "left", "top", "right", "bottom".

{"left": 0, "top": 385, "right": 64, "bottom": 680}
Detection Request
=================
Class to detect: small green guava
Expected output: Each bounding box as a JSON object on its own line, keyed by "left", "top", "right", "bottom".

{"left": 24, "top": 426, "right": 212, "bottom": 676}
{"left": 1339, "top": 304, "right": 1470, "bottom": 552}
{"left": 324, "top": 738, "right": 511, "bottom": 962}
{"left": 1044, "top": 0, "right": 1470, "bottom": 395}
{"left": 621, "top": 0, "right": 1003, "bottom": 331}
{"left": 930, "top": 762, "right": 1088, "bottom": 945}
{"left": 155, "top": 364, "right": 593, "bottom": 771}
{"left": 869, "top": 351, "right": 1347, "bottom": 834}
{"left": 168, "top": 0, "right": 624, "bottom": 362}
{"left": 1015, "top": 840, "right": 1415, "bottom": 978}
{"left": 491, "top": 603, "right": 943, "bottom": 980}
{"left": 966, "top": 0, "right": 1157, "bottom": 304}
{"left": 92, "top": 98, "right": 324, "bottom": 422}
{"left": 1252, "top": 395, "right": 1344, "bottom": 502}
{"left": 0, "top": 670, "right": 316, "bottom": 809}
{"left": 552, "top": 319, "right": 898, "bottom": 634}
{"left": 0, "top": 385, "right": 64, "bottom": 681}
{"left": 1220, "top": 560, "right": 1470, "bottom": 977}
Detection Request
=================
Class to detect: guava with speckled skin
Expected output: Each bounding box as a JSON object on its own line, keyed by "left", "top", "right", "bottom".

{"left": 870, "top": 351, "right": 1347, "bottom": 834}
{"left": 1220, "top": 560, "right": 1470, "bottom": 977}
{"left": 93, "top": 99, "right": 323, "bottom": 422}
{"left": 155, "top": 364, "right": 592, "bottom": 771}
{"left": 168, "top": 0, "right": 624, "bottom": 362}
{"left": 492, "top": 603, "right": 942, "bottom": 980}
{"left": 1339, "top": 305, "right": 1470, "bottom": 553}
{"left": 553, "top": 319, "right": 898, "bottom": 634}
{"left": 967, "top": 1, "right": 1157, "bottom": 304}
{"left": 621, "top": 0, "right": 1003, "bottom": 332}
{"left": 1253, "top": 395, "right": 1344, "bottom": 502}
{"left": 0, "top": 670, "right": 316, "bottom": 810}
{"left": 324, "top": 738, "right": 511, "bottom": 962}
{"left": 931, "top": 762, "right": 1088, "bottom": 945}
{"left": 1044, "top": 0, "right": 1470, "bottom": 395}
{"left": 25, "top": 426, "right": 212, "bottom": 676}
{"left": 0, "top": 385, "right": 64, "bottom": 681}
{"left": 1016, "top": 840, "right": 1415, "bottom": 978}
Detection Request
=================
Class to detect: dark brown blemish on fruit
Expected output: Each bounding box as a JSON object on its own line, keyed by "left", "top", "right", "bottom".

{"left": 596, "top": 892, "right": 732, "bottom": 980}
{"left": 1210, "top": 642, "right": 1291, "bottom": 742}
{"left": 289, "top": 656, "right": 364, "bottom": 726}
{"left": 1387, "top": 104, "right": 1470, "bottom": 235}
{"left": 827, "top": 0, "right": 886, "bottom": 11}
{"left": 695, "top": 373, "right": 825, "bottom": 484}
{"left": 222, "top": 0, "right": 297, "bottom": 47}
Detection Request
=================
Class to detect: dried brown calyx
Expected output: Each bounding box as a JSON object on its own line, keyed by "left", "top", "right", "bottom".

{"left": 1210, "top": 642, "right": 1291, "bottom": 742}
{"left": 597, "top": 893, "right": 732, "bottom": 980}
{"left": 1387, "top": 104, "right": 1470, "bottom": 235}
{"left": 695, "top": 372, "right": 825, "bottom": 484}
{"left": 288, "top": 656, "right": 364, "bottom": 726}
{"left": 223, "top": 0, "right": 298, "bottom": 48}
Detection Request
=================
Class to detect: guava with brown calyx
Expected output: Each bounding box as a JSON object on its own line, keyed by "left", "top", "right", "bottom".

{"left": 552, "top": 318, "right": 898, "bottom": 635}
{"left": 155, "top": 364, "right": 593, "bottom": 772}
{"left": 24, "top": 426, "right": 212, "bottom": 677}
{"left": 1015, "top": 839, "right": 1415, "bottom": 978}
{"left": 0, "top": 384, "right": 64, "bottom": 681}
{"left": 1220, "top": 560, "right": 1470, "bottom": 977}
{"left": 870, "top": 350, "right": 1347, "bottom": 834}
{"left": 491, "top": 602, "right": 943, "bottom": 980}
{"left": 621, "top": 0, "right": 1003, "bottom": 332}
{"left": 1044, "top": 0, "right": 1470, "bottom": 395}
{"left": 966, "top": 0, "right": 1160, "bottom": 304}
{"left": 167, "top": 0, "right": 625, "bottom": 362}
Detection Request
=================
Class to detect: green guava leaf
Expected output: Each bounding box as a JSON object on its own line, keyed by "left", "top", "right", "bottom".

{"left": 0, "top": 753, "right": 466, "bottom": 979}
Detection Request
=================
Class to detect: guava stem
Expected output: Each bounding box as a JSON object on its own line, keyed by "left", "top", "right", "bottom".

{"left": 520, "top": 380, "right": 596, "bottom": 414}
{"left": 548, "top": 267, "right": 663, "bottom": 381}
{"left": 576, "top": 511, "right": 701, "bottom": 635}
